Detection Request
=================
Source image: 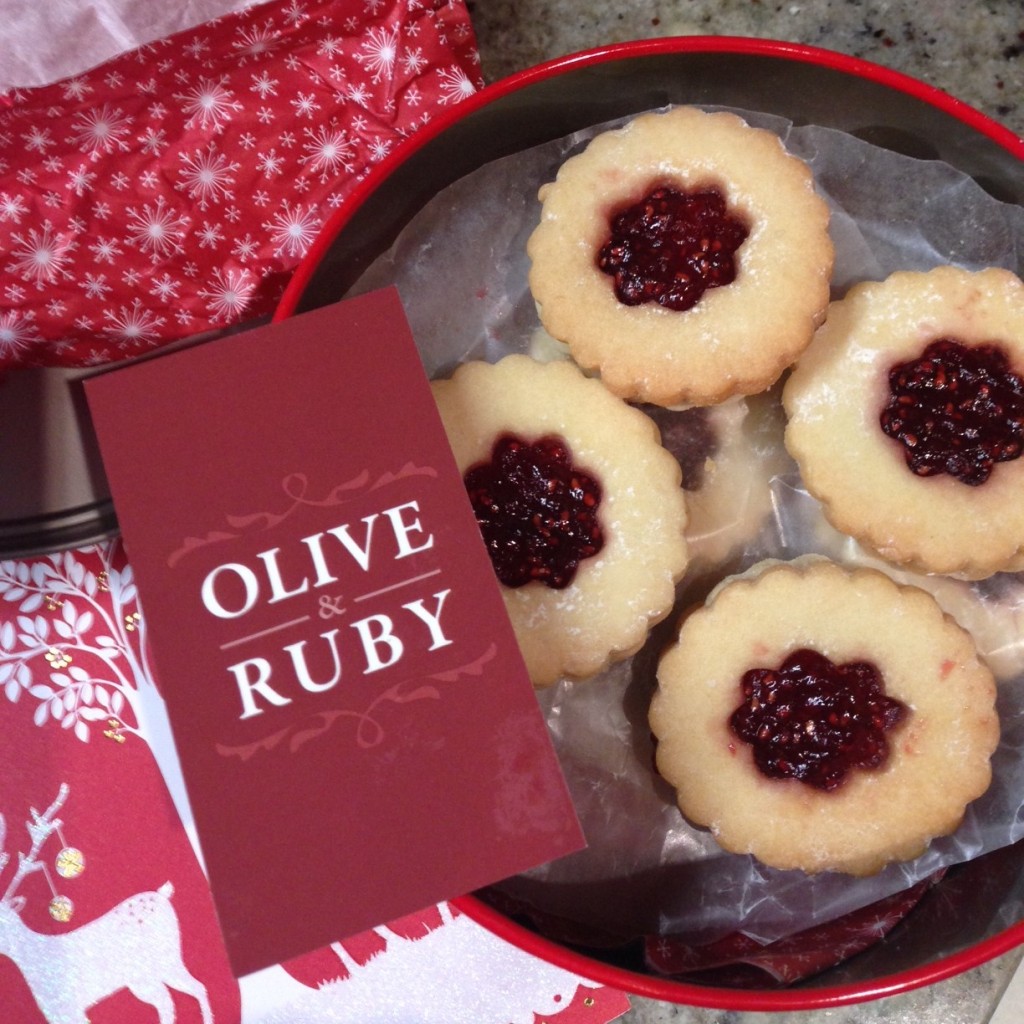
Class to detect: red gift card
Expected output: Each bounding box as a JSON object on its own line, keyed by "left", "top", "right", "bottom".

{"left": 83, "top": 287, "right": 584, "bottom": 976}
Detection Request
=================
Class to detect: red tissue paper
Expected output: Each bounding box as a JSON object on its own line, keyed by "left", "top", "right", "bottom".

{"left": 0, "top": 0, "right": 482, "bottom": 373}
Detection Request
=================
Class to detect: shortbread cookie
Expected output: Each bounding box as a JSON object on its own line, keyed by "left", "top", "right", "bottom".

{"left": 784, "top": 266, "right": 1024, "bottom": 578}
{"left": 644, "top": 390, "right": 790, "bottom": 571}
{"left": 526, "top": 106, "right": 834, "bottom": 407}
{"left": 809, "top": 519, "right": 1024, "bottom": 683}
{"left": 650, "top": 557, "right": 999, "bottom": 876}
{"left": 432, "top": 354, "right": 689, "bottom": 686}
{"left": 527, "top": 324, "right": 787, "bottom": 568}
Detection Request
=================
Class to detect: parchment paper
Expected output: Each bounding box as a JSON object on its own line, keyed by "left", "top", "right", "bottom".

{"left": 353, "top": 106, "right": 1024, "bottom": 946}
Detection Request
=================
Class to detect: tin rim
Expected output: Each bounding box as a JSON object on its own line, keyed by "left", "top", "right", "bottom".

{"left": 282, "top": 33, "right": 1024, "bottom": 1010}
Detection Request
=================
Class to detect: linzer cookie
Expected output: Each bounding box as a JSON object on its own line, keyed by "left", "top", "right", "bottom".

{"left": 431, "top": 354, "right": 689, "bottom": 687}
{"left": 784, "top": 266, "right": 1024, "bottom": 578}
{"left": 526, "top": 106, "right": 834, "bottom": 407}
{"left": 649, "top": 557, "right": 999, "bottom": 877}
{"left": 526, "top": 324, "right": 788, "bottom": 570}
{"left": 643, "top": 390, "right": 790, "bottom": 571}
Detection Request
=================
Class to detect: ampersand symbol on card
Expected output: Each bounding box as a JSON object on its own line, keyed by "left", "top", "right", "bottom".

{"left": 318, "top": 594, "right": 346, "bottom": 619}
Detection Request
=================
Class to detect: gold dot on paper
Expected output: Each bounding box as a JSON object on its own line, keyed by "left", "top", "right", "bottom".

{"left": 44, "top": 647, "right": 72, "bottom": 669}
{"left": 48, "top": 895, "right": 74, "bottom": 923}
{"left": 55, "top": 847, "right": 85, "bottom": 879}
{"left": 97, "top": 570, "right": 110, "bottom": 591}
{"left": 103, "top": 717, "right": 127, "bottom": 744}
{"left": 124, "top": 611, "right": 141, "bottom": 631}
{"left": 584, "top": 997, "right": 595, "bottom": 1007}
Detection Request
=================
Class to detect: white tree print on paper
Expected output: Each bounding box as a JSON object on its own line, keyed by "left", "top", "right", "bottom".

{"left": 1, "top": 785, "right": 83, "bottom": 924}
{"left": 253, "top": 904, "right": 591, "bottom": 1024}
{"left": 0, "top": 542, "right": 153, "bottom": 746}
{"left": 0, "top": 784, "right": 213, "bottom": 1023}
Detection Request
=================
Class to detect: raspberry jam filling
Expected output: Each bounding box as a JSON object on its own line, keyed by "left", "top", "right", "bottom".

{"left": 880, "top": 337, "right": 1024, "bottom": 485}
{"left": 729, "top": 648, "right": 908, "bottom": 791}
{"left": 597, "top": 185, "right": 749, "bottom": 311}
{"left": 463, "top": 433, "right": 604, "bottom": 589}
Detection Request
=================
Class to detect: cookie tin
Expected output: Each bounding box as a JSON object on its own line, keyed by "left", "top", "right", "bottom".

{"left": 273, "top": 35, "right": 1024, "bottom": 1011}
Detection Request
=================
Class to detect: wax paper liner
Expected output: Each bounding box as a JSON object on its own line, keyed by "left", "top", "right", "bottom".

{"left": 349, "top": 105, "right": 1024, "bottom": 980}
{"left": 0, "top": 0, "right": 482, "bottom": 373}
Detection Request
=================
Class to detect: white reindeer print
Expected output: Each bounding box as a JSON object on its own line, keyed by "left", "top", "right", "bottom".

{"left": 0, "top": 787, "right": 213, "bottom": 1024}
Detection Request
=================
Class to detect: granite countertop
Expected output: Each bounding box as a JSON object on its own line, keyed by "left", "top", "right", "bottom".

{"left": 469, "top": 2, "right": 1023, "bottom": 1023}
{"left": 470, "top": 0, "right": 1023, "bottom": 139}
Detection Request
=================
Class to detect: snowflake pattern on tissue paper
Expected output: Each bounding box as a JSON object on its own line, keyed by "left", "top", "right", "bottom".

{"left": 0, "top": 0, "right": 482, "bottom": 372}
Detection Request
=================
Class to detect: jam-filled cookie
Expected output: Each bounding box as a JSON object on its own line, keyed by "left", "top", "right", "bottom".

{"left": 431, "top": 354, "right": 689, "bottom": 686}
{"left": 643, "top": 389, "right": 790, "bottom": 572}
{"left": 649, "top": 557, "right": 999, "bottom": 876}
{"left": 527, "top": 325, "right": 788, "bottom": 569}
{"left": 526, "top": 106, "right": 834, "bottom": 408}
{"left": 784, "top": 265, "right": 1024, "bottom": 578}
{"left": 809, "top": 515, "right": 1024, "bottom": 683}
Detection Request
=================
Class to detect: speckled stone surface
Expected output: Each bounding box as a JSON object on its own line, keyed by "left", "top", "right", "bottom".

{"left": 469, "top": 0, "right": 1024, "bottom": 139}
{"left": 468, "top": 2, "right": 1024, "bottom": 1022}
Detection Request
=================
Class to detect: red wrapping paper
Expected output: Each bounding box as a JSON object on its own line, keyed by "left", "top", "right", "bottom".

{"left": 0, "top": 544, "right": 630, "bottom": 1020}
{"left": 0, "top": 0, "right": 482, "bottom": 372}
